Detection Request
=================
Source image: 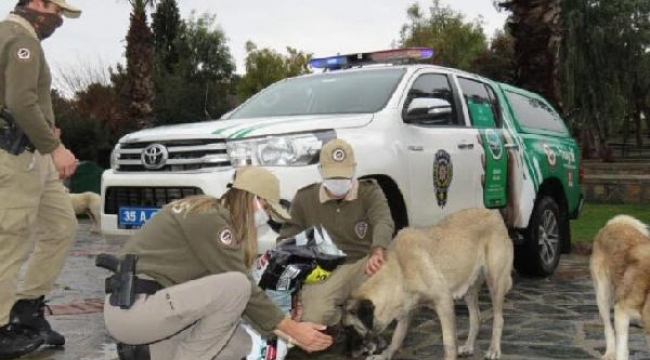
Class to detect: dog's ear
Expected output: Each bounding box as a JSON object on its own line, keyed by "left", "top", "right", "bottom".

{"left": 358, "top": 299, "right": 375, "bottom": 331}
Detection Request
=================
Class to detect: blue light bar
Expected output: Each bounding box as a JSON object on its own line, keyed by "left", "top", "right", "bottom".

{"left": 310, "top": 55, "right": 348, "bottom": 69}
{"left": 310, "top": 47, "right": 434, "bottom": 70}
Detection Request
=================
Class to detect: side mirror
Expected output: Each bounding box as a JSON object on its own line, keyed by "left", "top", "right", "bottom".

{"left": 404, "top": 97, "right": 452, "bottom": 123}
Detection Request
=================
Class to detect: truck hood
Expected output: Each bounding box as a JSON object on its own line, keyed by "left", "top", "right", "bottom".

{"left": 119, "top": 114, "right": 373, "bottom": 143}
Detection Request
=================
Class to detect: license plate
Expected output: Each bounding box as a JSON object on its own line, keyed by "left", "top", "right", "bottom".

{"left": 118, "top": 207, "right": 159, "bottom": 229}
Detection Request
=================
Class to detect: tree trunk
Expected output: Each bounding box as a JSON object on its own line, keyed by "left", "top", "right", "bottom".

{"left": 126, "top": 10, "right": 155, "bottom": 129}
{"left": 499, "top": 0, "right": 563, "bottom": 112}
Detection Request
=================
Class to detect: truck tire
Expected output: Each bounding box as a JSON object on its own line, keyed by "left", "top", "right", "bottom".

{"left": 514, "top": 196, "right": 562, "bottom": 277}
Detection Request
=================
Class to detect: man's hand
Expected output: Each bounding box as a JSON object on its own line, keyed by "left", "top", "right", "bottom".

{"left": 53, "top": 126, "right": 61, "bottom": 139}
{"left": 275, "top": 318, "right": 332, "bottom": 353}
{"left": 51, "top": 144, "right": 77, "bottom": 179}
{"left": 365, "top": 247, "right": 385, "bottom": 275}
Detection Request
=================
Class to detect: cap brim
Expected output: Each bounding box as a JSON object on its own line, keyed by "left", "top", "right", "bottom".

{"left": 321, "top": 166, "right": 355, "bottom": 179}
{"left": 268, "top": 203, "right": 291, "bottom": 223}
{"left": 62, "top": 8, "right": 81, "bottom": 18}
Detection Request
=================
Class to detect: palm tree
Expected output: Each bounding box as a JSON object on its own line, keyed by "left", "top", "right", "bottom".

{"left": 498, "top": 0, "right": 563, "bottom": 112}
{"left": 126, "top": 0, "right": 156, "bottom": 129}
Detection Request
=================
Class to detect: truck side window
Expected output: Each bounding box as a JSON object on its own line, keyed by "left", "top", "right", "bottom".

{"left": 403, "top": 74, "right": 457, "bottom": 126}
{"left": 457, "top": 77, "right": 500, "bottom": 129}
{"left": 505, "top": 91, "right": 569, "bottom": 134}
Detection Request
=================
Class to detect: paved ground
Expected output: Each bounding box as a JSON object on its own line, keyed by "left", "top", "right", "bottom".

{"left": 19, "top": 219, "right": 650, "bottom": 360}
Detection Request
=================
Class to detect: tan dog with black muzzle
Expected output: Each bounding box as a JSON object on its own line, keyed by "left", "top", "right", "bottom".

{"left": 343, "top": 208, "right": 514, "bottom": 360}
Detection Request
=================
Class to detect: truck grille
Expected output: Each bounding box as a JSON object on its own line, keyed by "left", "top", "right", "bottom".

{"left": 104, "top": 186, "right": 203, "bottom": 214}
{"left": 115, "top": 139, "right": 231, "bottom": 172}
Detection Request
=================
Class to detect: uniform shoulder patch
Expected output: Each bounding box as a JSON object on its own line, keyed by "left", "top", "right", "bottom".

{"left": 218, "top": 227, "right": 234, "bottom": 246}
{"left": 16, "top": 47, "right": 31, "bottom": 61}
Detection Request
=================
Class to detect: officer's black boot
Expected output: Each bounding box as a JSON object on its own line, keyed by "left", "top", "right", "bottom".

{"left": 116, "top": 343, "right": 150, "bottom": 360}
{"left": 10, "top": 296, "right": 65, "bottom": 346}
{"left": 0, "top": 323, "right": 44, "bottom": 359}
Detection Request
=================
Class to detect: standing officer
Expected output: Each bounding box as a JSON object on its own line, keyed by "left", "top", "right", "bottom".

{"left": 279, "top": 138, "right": 395, "bottom": 349}
{"left": 0, "top": 0, "right": 81, "bottom": 358}
{"left": 104, "top": 167, "right": 333, "bottom": 360}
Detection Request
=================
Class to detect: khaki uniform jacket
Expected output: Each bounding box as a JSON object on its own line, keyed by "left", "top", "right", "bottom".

{"left": 119, "top": 203, "right": 285, "bottom": 334}
{"left": 280, "top": 179, "right": 395, "bottom": 263}
{"left": 0, "top": 14, "right": 60, "bottom": 154}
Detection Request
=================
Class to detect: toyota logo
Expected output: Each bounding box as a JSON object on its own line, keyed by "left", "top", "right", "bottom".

{"left": 141, "top": 144, "right": 168, "bottom": 170}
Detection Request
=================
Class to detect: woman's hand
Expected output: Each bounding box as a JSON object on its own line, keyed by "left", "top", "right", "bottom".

{"left": 275, "top": 318, "right": 332, "bottom": 352}
{"left": 365, "top": 247, "right": 385, "bottom": 275}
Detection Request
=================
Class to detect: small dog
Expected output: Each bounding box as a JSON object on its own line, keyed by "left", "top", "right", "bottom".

{"left": 591, "top": 215, "right": 650, "bottom": 360}
{"left": 70, "top": 191, "right": 102, "bottom": 234}
{"left": 343, "top": 208, "right": 513, "bottom": 360}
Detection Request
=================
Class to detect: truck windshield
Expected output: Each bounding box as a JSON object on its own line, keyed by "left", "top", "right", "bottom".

{"left": 228, "top": 68, "right": 406, "bottom": 119}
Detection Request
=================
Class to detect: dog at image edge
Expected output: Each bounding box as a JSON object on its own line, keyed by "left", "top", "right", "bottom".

{"left": 69, "top": 191, "right": 102, "bottom": 234}
{"left": 343, "top": 208, "right": 514, "bottom": 360}
{"left": 591, "top": 214, "right": 650, "bottom": 360}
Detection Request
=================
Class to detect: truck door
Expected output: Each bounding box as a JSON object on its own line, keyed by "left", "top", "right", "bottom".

{"left": 456, "top": 77, "right": 508, "bottom": 208}
{"left": 402, "top": 72, "right": 483, "bottom": 227}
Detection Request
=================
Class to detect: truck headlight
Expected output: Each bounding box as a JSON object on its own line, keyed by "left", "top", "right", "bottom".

{"left": 226, "top": 132, "right": 334, "bottom": 167}
{"left": 110, "top": 144, "right": 121, "bottom": 170}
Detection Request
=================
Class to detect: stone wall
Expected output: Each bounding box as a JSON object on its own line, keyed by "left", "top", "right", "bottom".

{"left": 581, "top": 161, "right": 650, "bottom": 203}
{"left": 582, "top": 175, "right": 650, "bottom": 203}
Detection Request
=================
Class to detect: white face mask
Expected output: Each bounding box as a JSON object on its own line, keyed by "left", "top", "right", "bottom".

{"left": 253, "top": 197, "right": 270, "bottom": 227}
{"left": 323, "top": 178, "right": 353, "bottom": 198}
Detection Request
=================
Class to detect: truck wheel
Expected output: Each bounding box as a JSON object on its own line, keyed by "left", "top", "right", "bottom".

{"left": 514, "top": 196, "right": 562, "bottom": 277}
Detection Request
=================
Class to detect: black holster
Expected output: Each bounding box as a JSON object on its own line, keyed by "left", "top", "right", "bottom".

{"left": 0, "top": 108, "right": 35, "bottom": 156}
{"left": 96, "top": 253, "right": 161, "bottom": 309}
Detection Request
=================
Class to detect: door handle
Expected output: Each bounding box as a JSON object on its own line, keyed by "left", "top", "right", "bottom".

{"left": 504, "top": 143, "right": 519, "bottom": 150}
{"left": 457, "top": 143, "right": 474, "bottom": 150}
{"left": 407, "top": 145, "right": 424, "bottom": 152}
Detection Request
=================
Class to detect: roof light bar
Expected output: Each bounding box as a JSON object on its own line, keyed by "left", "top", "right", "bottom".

{"left": 310, "top": 47, "right": 434, "bottom": 70}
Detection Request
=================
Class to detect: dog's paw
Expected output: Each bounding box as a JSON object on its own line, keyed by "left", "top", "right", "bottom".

{"left": 458, "top": 344, "right": 474, "bottom": 357}
{"left": 601, "top": 353, "right": 616, "bottom": 360}
{"left": 485, "top": 347, "right": 501, "bottom": 359}
{"left": 366, "top": 355, "right": 388, "bottom": 360}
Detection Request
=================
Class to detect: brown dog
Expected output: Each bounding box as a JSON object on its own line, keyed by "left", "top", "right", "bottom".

{"left": 591, "top": 215, "right": 650, "bottom": 360}
{"left": 343, "top": 208, "right": 514, "bottom": 360}
{"left": 70, "top": 191, "right": 102, "bottom": 234}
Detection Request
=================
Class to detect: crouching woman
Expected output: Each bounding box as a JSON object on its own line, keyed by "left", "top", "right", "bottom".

{"left": 103, "top": 166, "right": 332, "bottom": 360}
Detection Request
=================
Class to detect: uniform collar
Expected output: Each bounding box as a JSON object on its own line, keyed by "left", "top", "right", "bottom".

{"left": 319, "top": 180, "right": 359, "bottom": 203}
{"left": 5, "top": 14, "right": 39, "bottom": 40}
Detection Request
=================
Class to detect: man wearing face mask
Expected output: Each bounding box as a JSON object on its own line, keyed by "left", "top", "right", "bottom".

{"left": 0, "top": 0, "right": 81, "bottom": 358}
{"left": 279, "top": 138, "right": 394, "bottom": 352}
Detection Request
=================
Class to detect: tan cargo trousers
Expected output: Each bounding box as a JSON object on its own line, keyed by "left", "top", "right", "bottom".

{"left": 300, "top": 257, "right": 368, "bottom": 326}
{"left": 0, "top": 149, "right": 78, "bottom": 326}
{"left": 104, "top": 272, "right": 253, "bottom": 360}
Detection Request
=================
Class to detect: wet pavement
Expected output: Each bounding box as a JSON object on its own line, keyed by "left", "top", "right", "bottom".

{"left": 20, "top": 219, "right": 650, "bottom": 360}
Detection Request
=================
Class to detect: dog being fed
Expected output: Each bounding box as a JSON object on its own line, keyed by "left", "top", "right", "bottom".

{"left": 591, "top": 214, "right": 650, "bottom": 360}
{"left": 343, "top": 208, "right": 514, "bottom": 360}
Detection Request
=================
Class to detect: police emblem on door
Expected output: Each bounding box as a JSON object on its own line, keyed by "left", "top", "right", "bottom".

{"left": 433, "top": 149, "right": 453, "bottom": 208}
{"left": 354, "top": 221, "right": 368, "bottom": 239}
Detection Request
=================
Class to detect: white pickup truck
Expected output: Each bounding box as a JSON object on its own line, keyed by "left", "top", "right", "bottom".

{"left": 102, "top": 48, "right": 583, "bottom": 276}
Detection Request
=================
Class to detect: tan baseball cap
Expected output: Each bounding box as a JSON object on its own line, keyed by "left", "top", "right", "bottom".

{"left": 49, "top": 0, "right": 82, "bottom": 18}
{"left": 319, "top": 138, "right": 356, "bottom": 179}
{"left": 232, "top": 166, "right": 290, "bottom": 222}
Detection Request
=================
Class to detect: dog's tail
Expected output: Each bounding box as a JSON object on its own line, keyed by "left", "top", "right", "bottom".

{"left": 606, "top": 215, "right": 650, "bottom": 237}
